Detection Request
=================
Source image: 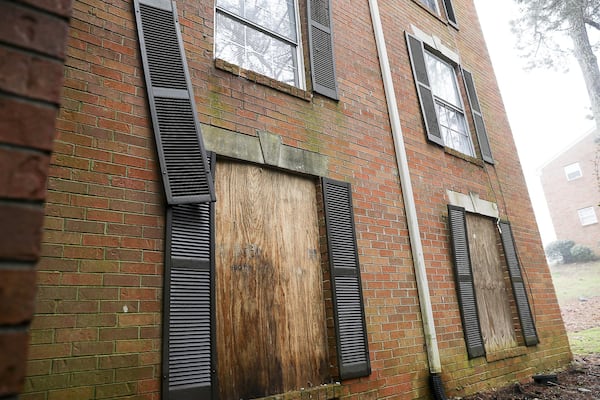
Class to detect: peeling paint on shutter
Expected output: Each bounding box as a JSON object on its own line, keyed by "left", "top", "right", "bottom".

{"left": 462, "top": 69, "right": 494, "bottom": 164}
{"left": 308, "top": 0, "right": 339, "bottom": 100}
{"left": 499, "top": 221, "right": 539, "bottom": 347}
{"left": 443, "top": 0, "right": 458, "bottom": 27}
{"left": 322, "top": 178, "right": 370, "bottom": 380}
{"left": 448, "top": 205, "right": 486, "bottom": 358}
{"left": 406, "top": 33, "right": 444, "bottom": 147}
{"left": 134, "top": 0, "right": 215, "bottom": 204}
{"left": 163, "top": 153, "right": 216, "bottom": 400}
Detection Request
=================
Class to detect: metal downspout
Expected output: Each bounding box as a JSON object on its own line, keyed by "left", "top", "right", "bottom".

{"left": 367, "top": 1, "right": 447, "bottom": 395}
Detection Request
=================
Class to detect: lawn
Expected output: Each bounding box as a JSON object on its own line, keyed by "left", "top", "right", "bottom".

{"left": 550, "top": 261, "right": 600, "bottom": 355}
{"left": 549, "top": 261, "right": 600, "bottom": 305}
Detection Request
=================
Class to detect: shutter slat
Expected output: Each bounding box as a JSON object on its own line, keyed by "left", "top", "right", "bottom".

{"left": 462, "top": 69, "right": 494, "bottom": 164}
{"left": 134, "top": 0, "right": 215, "bottom": 205}
{"left": 448, "top": 205, "right": 485, "bottom": 358}
{"left": 323, "top": 178, "right": 370, "bottom": 380}
{"left": 406, "top": 33, "right": 444, "bottom": 146}
{"left": 308, "top": 0, "right": 339, "bottom": 99}
{"left": 499, "top": 221, "right": 539, "bottom": 346}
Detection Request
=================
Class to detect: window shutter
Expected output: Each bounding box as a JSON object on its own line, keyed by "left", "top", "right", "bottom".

{"left": 447, "top": 205, "right": 485, "bottom": 358}
{"left": 405, "top": 33, "right": 443, "bottom": 146}
{"left": 307, "top": 0, "right": 339, "bottom": 100}
{"left": 322, "top": 178, "right": 370, "bottom": 380}
{"left": 442, "top": 0, "right": 458, "bottom": 27}
{"left": 134, "top": 0, "right": 215, "bottom": 204}
{"left": 499, "top": 221, "right": 539, "bottom": 346}
{"left": 163, "top": 152, "right": 216, "bottom": 400}
{"left": 461, "top": 69, "right": 494, "bottom": 164}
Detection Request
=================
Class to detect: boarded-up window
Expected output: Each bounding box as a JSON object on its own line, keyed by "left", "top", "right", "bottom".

{"left": 215, "top": 160, "right": 329, "bottom": 399}
{"left": 465, "top": 214, "right": 517, "bottom": 353}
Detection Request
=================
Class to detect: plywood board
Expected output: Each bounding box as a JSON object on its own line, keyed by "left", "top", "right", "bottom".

{"left": 466, "top": 214, "right": 518, "bottom": 353}
{"left": 215, "top": 160, "right": 328, "bottom": 399}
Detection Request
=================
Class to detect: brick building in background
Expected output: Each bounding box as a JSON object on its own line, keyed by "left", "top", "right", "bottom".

{"left": 0, "top": 1, "right": 72, "bottom": 399}
{"left": 540, "top": 129, "right": 600, "bottom": 251}
{"left": 16, "top": 0, "right": 572, "bottom": 399}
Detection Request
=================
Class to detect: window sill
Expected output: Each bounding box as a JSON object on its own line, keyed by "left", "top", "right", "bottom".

{"left": 253, "top": 383, "right": 343, "bottom": 400}
{"left": 444, "top": 146, "right": 485, "bottom": 167}
{"left": 486, "top": 346, "right": 528, "bottom": 363}
{"left": 214, "top": 58, "right": 312, "bottom": 102}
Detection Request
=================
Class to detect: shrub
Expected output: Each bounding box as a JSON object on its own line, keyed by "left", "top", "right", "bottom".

{"left": 545, "top": 240, "right": 575, "bottom": 264}
{"left": 570, "top": 244, "right": 598, "bottom": 263}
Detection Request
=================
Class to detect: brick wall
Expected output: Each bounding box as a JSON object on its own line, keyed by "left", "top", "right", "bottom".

{"left": 22, "top": 0, "right": 571, "bottom": 399}
{"left": 540, "top": 131, "right": 600, "bottom": 250}
{"left": 0, "top": 1, "right": 72, "bottom": 398}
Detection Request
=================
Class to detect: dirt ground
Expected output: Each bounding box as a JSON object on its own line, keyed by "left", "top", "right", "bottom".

{"left": 459, "top": 296, "right": 600, "bottom": 400}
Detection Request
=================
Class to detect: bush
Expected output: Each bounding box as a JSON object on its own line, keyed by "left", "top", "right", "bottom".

{"left": 570, "top": 244, "right": 598, "bottom": 263}
{"left": 545, "top": 240, "right": 575, "bottom": 263}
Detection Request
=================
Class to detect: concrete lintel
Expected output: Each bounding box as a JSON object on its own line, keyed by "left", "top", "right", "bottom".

{"left": 446, "top": 189, "right": 499, "bottom": 219}
{"left": 202, "top": 124, "right": 328, "bottom": 177}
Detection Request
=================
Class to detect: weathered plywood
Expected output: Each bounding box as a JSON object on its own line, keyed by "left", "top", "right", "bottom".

{"left": 215, "top": 160, "right": 329, "bottom": 400}
{"left": 466, "top": 214, "right": 518, "bottom": 353}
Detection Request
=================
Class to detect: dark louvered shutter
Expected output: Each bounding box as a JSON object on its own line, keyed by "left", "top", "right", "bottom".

{"left": 134, "top": 0, "right": 215, "bottom": 204}
{"left": 406, "top": 33, "right": 443, "bottom": 146}
{"left": 308, "top": 0, "right": 339, "bottom": 100}
{"left": 462, "top": 69, "right": 494, "bottom": 164}
{"left": 499, "top": 221, "right": 539, "bottom": 346}
{"left": 447, "top": 206, "right": 485, "bottom": 358}
{"left": 322, "top": 178, "right": 370, "bottom": 380}
{"left": 162, "top": 154, "right": 216, "bottom": 400}
{"left": 442, "top": 0, "right": 458, "bottom": 27}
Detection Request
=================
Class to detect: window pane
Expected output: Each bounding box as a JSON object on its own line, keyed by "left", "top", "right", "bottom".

{"left": 436, "top": 103, "right": 474, "bottom": 156}
{"left": 420, "top": 0, "right": 439, "bottom": 13}
{"left": 216, "top": 0, "right": 297, "bottom": 42}
{"left": 425, "top": 52, "right": 461, "bottom": 108}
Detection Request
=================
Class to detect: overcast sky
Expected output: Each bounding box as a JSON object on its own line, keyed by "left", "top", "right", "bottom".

{"left": 474, "top": 1, "right": 596, "bottom": 245}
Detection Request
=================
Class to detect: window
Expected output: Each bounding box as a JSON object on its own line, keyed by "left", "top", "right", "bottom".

{"left": 424, "top": 51, "right": 474, "bottom": 157}
{"left": 214, "top": 0, "right": 339, "bottom": 99}
{"left": 448, "top": 206, "right": 539, "bottom": 358}
{"left": 406, "top": 33, "right": 494, "bottom": 163}
{"left": 419, "top": 0, "right": 439, "bottom": 13}
{"left": 578, "top": 207, "right": 598, "bottom": 226}
{"left": 215, "top": 0, "right": 304, "bottom": 88}
{"left": 564, "top": 162, "right": 582, "bottom": 181}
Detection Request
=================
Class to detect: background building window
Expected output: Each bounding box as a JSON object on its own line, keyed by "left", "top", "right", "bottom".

{"left": 419, "top": 0, "right": 439, "bottom": 13}
{"left": 564, "top": 162, "right": 582, "bottom": 181}
{"left": 425, "top": 52, "right": 475, "bottom": 157}
{"left": 215, "top": 0, "right": 304, "bottom": 88}
{"left": 578, "top": 207, "right": 598, "bottom": 226}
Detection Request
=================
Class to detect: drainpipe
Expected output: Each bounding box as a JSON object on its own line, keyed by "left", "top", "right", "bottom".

{"left": 367, "top": 1, "right": 447, "bottom": 398}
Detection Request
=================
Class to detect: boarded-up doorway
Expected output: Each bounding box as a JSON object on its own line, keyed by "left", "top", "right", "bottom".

{"left": 215, "top": 160, "right": 329, "bottom": 399}
{"left": 466, "top": 214, "right": 518, "bottom": 353}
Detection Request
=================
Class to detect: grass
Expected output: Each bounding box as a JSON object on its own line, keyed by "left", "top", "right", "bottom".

{"left": 549, "top": 261, "right": 600, "bottom": 305}
{"left": 550, "top": 261, "right": 600, "bottom": 355}
{"left": 568, "top": 328, "right": 600, "bottom": 355}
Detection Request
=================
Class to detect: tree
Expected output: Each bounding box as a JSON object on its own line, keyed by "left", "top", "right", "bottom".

{"left": 511, "top": 0, "right": 600, "bottom": 127}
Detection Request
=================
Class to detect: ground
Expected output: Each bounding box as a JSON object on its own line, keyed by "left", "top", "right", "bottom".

{"left": 460, "top": 262, "right": 600, "bottom": 400}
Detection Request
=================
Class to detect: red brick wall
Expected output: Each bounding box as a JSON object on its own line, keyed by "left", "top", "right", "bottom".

{"left": 540, "top": 132, "right": 600, "bottom": 251}
{"left": 23, "top": 0, "right": 571, "bottom": 399}
{"left": 0, "top": 0, "right": 72, "bottom": 398}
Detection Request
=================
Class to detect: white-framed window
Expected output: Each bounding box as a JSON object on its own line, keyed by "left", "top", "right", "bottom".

{"left": 214, "top": 0, "right": 305, "bottom": 89}
{"left": 424, "top": 51, "right": 475, "bottom": 157}
{"left": 419, "top": 0, "right": 439, "bottom": 13}
{"left": 564, "top": 162, "right": 582, "bottom": 181}
{"left": 578, "top": 207, "right": 598, "bottom": 226}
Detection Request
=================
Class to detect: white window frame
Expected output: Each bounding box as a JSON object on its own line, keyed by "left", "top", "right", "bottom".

{"left": 424, "top": 51, "right": 475, "bottom": 157}
{"left": 419, "top": 0, "right": 440, "bottom": 14}
{"left": 564, "top": 162, "right": 582, "bottom": 181}
{"left": 214, "top": 0, "right": 306, "bottom": 89}
{"left": 578, "top": 207, "right": 598, "bottom": 226}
